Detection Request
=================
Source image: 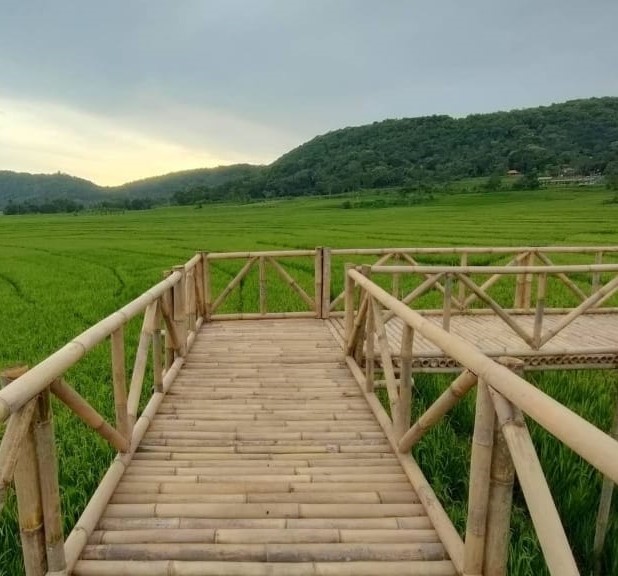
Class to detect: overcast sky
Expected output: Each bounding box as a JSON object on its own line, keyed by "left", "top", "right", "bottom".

{"left": 1, "top": 0, "right": 617, "bottom": 186}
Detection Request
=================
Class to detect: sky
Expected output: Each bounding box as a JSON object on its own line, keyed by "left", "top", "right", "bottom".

{"left": 1, "top": 0, "right": 617, "bottom": 186}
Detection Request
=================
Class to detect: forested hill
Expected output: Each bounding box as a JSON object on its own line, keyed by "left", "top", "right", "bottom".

{"left": 0, "top": 164, "right": 261, "bottom": 208}
{"left": 203, "top": 97, "right": 618, "bottom": 200}
{"left": 2, "top": 97, "right": 618, "bottom": 209}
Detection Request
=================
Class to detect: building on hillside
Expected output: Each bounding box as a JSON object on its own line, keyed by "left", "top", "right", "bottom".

{"left": 506, "top": 169, "right": 520, "bottom": 176}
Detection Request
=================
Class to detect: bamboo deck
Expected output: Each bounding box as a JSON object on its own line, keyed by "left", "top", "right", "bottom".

{"left": 328, "top": 313, "right": 618, "bottom": 371}
{"left": 74, "top": 319, "right": 456, "bottom": 576}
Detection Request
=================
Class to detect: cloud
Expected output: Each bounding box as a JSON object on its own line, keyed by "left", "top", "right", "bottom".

{"left": 0, "top": 97, "right": 289, "bottom": 185}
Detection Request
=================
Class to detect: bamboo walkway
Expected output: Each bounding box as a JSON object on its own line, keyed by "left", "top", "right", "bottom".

{"left": 328, "top": 313, "right": 618, "bottom": 370}
{"left": 74, "top": 319, "right": 455, "bottom": 576}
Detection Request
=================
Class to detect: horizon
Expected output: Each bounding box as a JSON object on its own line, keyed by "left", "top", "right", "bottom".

{"left": 1, "top": 0, "right": 617, "bottom": 186}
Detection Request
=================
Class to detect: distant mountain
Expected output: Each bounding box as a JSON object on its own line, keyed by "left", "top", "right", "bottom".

{"left": 0, "top": 164, "right": 263, "bottom": 208}
{"left": 3, "top": 97, "right": 618, "bottom": 209}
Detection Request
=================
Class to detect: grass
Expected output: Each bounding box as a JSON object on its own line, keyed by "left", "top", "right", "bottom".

{"left": 0, "top": 186, "right": 617, "bottom": 575}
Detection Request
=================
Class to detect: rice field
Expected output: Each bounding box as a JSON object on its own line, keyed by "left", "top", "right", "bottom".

{"left": 1, "top": 187, "right": 617, "bottom": 575}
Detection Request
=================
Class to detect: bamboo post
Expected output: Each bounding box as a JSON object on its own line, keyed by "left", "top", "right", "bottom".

{"left": 514, "top": 252, "right": 525, "bottom": 308}
{"left": 1, "top": 366, "right": 47, "bottom": 576}
{"left": 392, "top": 254, "right": 401, "bottom": 299}
{"left": 489, "top": 389, "right": 579, "bottom": 576}
{"left": 202, "top": 252, "right": 211, "bottom": 322}
{"left": 593, "top": 381, "right": 618, "bottom": 574}
{"left": 321, "top": 247, "right": 332, "bottom": 319}
{"left": 172, "top": 266, "right": 187, "bottom": 357}
{"left": 592, "top": 251, "right": 603, "bottom": 294}
{"left": 34, "top": 387, "right": 66, "bottom": 573}
{"left": 443, "top": 273, "right": 453, "bottom": 332}
{"left": 195, "top": 253, "right": 206, "bottom": 319}
{"left": 464, "top": 378, "right": 495, "bottom": 576}
{"left": 186, "top": 268, "right": 196, "bottom": 332}
{"left": 258, "top": 256, "right": 267, "bottom": 316}
{"left": 484, "top": 357, "right": 523, "bottom": 576}
{"left": 522, "top": 251, "right": 535, "bottom": 311}
{"left": 110, "top": 327, "right": 129, "bottom": 441}
{"left": 344, "top": 263, "right": 355, "bottom": 346}
{"left": 152, "top": 303, "right": 163, "bottom": 394}
{"left": 162, "top": 272, "right": 174, "bottom": 370}
{"left": 365, "top": 291, "right": 375, "bottom": 393}
{"left": 534, "top": 272, "right": 547, "bottom": 349}
{"left": 459, "top": 252, "right": 468, "bottom": 306}
{"left": 398, "top": 324, "right": 414, "bottom": 438}
{"left": 314, "top": 248, "right": 324, "bottom": 318}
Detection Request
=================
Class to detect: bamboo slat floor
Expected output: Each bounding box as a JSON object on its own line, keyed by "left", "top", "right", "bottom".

{"left": 73, "top": 319, "right": 456, "bottom": 576}
{"left": 328, "top": 313, "right": 618, "bottom": 370}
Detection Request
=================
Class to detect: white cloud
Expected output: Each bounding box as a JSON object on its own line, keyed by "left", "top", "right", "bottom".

{"left": 0, "top": 97, "right": 280, "bottom": 185}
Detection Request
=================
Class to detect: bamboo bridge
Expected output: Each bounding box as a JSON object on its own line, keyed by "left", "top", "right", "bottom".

{"left": 1, "top": 246, "right": 618, "bottom": 576}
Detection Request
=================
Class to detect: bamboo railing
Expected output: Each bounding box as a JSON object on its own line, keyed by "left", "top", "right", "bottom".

{"left": 343, "top": 266, "right": 618, "bottom": 576}
{"left": 0, "top": 255, "right": 205, "bottom": 576}
{"left": 203, "top": 249, "right": 327, "bottom": 319}
{"left": 2, "top": 246, "right": 618, "bottom": 575}
{"left": 328, "top": 245, "right": 618, "bottom": 314}
{"left": 365, "top": 261, "right": 618, "bottom": 351}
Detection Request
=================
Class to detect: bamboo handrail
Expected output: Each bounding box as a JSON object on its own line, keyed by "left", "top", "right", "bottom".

{"left": 333, "top": 246, "right": 618, "bottom": 255}
{"left": 347, "top": 269, "right": 618, "bottom": 484}
{"left": 370, "top": 263, "right": 618, "bottom": 274}
{"left": 0, "top": 271, "right": 182, "bottom": 423}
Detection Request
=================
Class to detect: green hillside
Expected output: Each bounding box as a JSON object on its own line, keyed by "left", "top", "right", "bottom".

{"left": 3, "top": 97, "right": 618, "bottom": 209}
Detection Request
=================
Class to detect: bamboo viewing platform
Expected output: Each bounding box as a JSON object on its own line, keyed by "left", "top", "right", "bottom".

{"left": 1, "top": 246, "right": 618, "bottom": 576}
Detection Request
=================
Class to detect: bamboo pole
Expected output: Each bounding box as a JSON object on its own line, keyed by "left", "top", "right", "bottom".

{"left": 186, "top": 267, "right": 196, "bottom": 331}
{"left": 349, "top": 269, "right": 618, "bottom": 483}
{"left": 536, "top": 253, "right": 587, "bottom": 302}
{"left": 533, "top": 273, "right": 547, "bottom": 349}
{"left": 1, "top": 366, "right": 47, "bottom": 576}
{"left": 464, "top": 252, "right": 530, "bottom": 310}
{"left": 457, "top": 273, "right": 534, "bottom": 347}
{"left": 400, "top": 253, "right": 461, "bottom": 308}
{"left": 523, "top": 251, "right": 535, "bottom": 311}
{"left": 483, "top": 357, "right": 522, "bottom": 576}
{"left": 210, "top": 257, "right": 256, "bottom": 314}
{"left": 382, "top": 273, "right": 445, "bottom": 324}
{"left": 195, "top": 253, "right": 205, "bottom": 319}
{"left": 489, "top": 389, "right": 579, "bottom": 576}
{"left": 514, "top": 251, "right": 527, "bottom": 308}
{"left": 0, "top": 398, "right": 36, "bottom": 512}
{"left": 258, "top": 256, "right": 267, "bottom": 316}
{"left": 540, "top": 274, "right": 618, "bottom": 347}
{"left": 459, "top": 252, "right": 468, "bottom": 304}
{"left": 398, "top": 325, "right": 414, "bottom": 438}
{"left": 202, "top": 253, "right": 211, "bottom": 322}
{"left": 162, "top": 281, "right": 175, "bottom": 371}
{"left": 443, "top": 274, "right": 452, "bottom": 332}
{"left": 268, "top": 257, "right": 315, "bottom": 308}
{"left": 0, "top": 272, "right": 182, "bottom": 423}
{"left": 34, "top": 387, "right": 66, "bottom": 573}
{"left": 464, "top": 379, "right": 495, "bottom": 576}
{"left": 127, "top": 301, "right": 158, "bottom": 430}
{"left": 314, "top": 248, "right": 323, "bottom": 318}
{"left": 365, "top": 293, "right": 375, "bottom": 394}
{"left": 344, "top": 263, "right": 355, "bottom": 348}
{"left": 321, "top": 247, "right": 331, "bottom": 319}
{"left": 593, "top": 382, "right": 618, "bottom": 574}
{"left": 50, "top": 379, "right": 129, "bottom": 453}
{"left": 398, "top": 370, "right": 478, "bottom": 453}
{"left": 592, "top": 251, "right": 603, "bottom": 294}
{"left": 110, "top": 327, "right": 129, "bottom": 441}
{"left": 332, "top": 245, "right": 618, "bottom": 256}
{"left": 152, "top": 304, "right": 163, "bottom": 394}
{"left": 207, "top": 249, "right": 315, "bottom": 259}
{"left": 371, "top": 263, "right": 618, "bottom": 275}
{"left": 172, "top": 265, "right": 187, "bottom": 357}
{"left": 370, "top": 297, "right": 401, "bottom": 435}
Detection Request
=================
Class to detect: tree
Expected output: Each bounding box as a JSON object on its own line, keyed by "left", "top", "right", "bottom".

{"left": 483, "top": 173, "right": 502, "bottom": 192}
{"left": 513, "top": 171, "right": 541, "bottom": 191}
{"left": 604, "top": 161, "right": 618, "bottom": 190}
